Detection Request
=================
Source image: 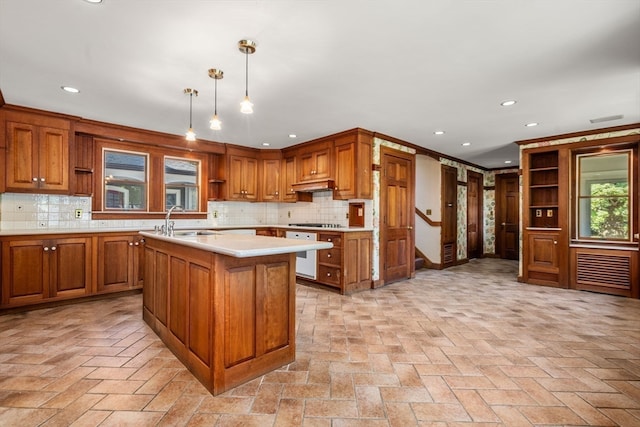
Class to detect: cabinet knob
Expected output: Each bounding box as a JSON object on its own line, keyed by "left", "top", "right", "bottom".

{"left": 32, "top": 177, "right": 38, "bottom": 182}
{"left": 129, "top": 242, "right": 134, "bottom": 246}
{"left": 327, "top": 272, "right": 331, "bottom": 277}
{"left": 51, "top": 246, "right": 56, "bottom": 251}
{"left": 275, "top": 191, "right": 279, "bottom": 195}
{"left": 327, "top": 238, "right": 332, "bottom": 242}
{"left": 553, "top": 241, "right": 558, "bottom": 245}
{"left": 40, "top": 178, "right": 45, "bottom": 182}
{"left": 43, "top": 246, "right": 49, "bottom": 251}
{"left": 134, "top": 242, "right": 139, "bottom": 246}
{"left": 327, "top": 254, "right": 332, "bottom": 258}
{"left": 407, "top": 226, "right": 413, "bottom": 230}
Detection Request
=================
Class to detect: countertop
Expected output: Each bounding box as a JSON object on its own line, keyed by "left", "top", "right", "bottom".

{"left": 0, "top": 224, "right": 373, "bottom": 236}
{"left": 140, "top": 231, "right": 333, "bottom": 258}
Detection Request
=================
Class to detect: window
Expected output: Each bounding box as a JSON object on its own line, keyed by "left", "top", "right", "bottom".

{"left": 103, "top": 149, "right": 148, "bottom": 211}
{"left": 164, "top": 157, "right": 200, "bottom": 211}
{"left": 576, "top": 150, "right": 631, "bottom": 241}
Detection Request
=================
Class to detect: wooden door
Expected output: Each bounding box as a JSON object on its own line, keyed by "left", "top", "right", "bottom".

{"left": 467, "top": 171, "right": 483, "bottom": 259}
{"left": 38, "top": 126, "right": 69, "bottom": 191}
{"left": 441, "top": 165, "right": 457, "bottom": 268}
{"left": 334, "top": 140, "right": 356, "bottom": 199}
{"left": 261, "top": 158, "right": 281, "bottom": 201}
{"left": 1, "top": 239, "right": 48, "bottom": 306}
{"left": 51, "top": 237, "right": 90, "bottom": 298}
{"left": 496, "top": 173, "right": 520, "bottom": 260}
{"left": 6, "top": 122, "right": 39, "bottom": 190}
{"left": 380, "top": 147, "right": 414, "bottom": 284}
{"left": 97, "top": 235, "right": 133, "bottom": 292}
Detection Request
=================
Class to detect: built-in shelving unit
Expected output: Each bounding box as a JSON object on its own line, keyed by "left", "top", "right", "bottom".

{"left": 528, "top": 151, "right": 559, "bottom": 228}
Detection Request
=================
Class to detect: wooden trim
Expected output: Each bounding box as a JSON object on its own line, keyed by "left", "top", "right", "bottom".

{"left": 483, "top": 185, "right": 495, "bottom": 191}
{"left": 515, "top": 123, "right": 640, "bottom": 146}
{"left": 415, "top": 207, "right": 441, "bottom": 227}
{"left": 457, "top": 180, "right": 467, "bottom": 187}
{"left": 1, "top": 104, "right": 81, "bottom": 122}
{"left": 414, "top": 247, "right": 441, "bottom": 270}
{"left": 286, "top": 127, "right": 374, "bottom": 151}
{"left": 373, "top": 131, "right": 490, "bottom": 171}
{"left": 0, "top": 89, "right": 5, "bottom": 107}
{"left": 372, "top": 164, "right": 381, "bottom": 172}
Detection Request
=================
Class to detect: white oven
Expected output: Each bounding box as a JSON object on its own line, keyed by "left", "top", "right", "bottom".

{"left": 285, "top": 231, "right": 317, "bottom": 280}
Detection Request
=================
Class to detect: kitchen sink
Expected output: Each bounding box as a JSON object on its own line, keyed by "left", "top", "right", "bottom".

{"left": 172, "top": 230, "right": 220, "bottom": 236}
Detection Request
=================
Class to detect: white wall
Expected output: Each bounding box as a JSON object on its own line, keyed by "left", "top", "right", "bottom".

{"left": 414, "top": 155, "right": 442, "bottom": 263}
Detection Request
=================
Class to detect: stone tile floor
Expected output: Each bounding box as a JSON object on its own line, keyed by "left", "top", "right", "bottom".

{"left": 1, "top": 258, "right": 639, "bottom": 426}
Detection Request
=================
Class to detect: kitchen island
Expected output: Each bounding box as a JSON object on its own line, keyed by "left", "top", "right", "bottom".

{"left": 139, "top": 231, "right": 332, "bottom": 395}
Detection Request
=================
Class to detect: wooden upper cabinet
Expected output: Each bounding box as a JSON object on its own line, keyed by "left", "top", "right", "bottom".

{"left": 282, "top": 155, "right": 297, "bottom": 201}
{"left": 260, "top": 151, "right": 282, "bottom": 201}
{"left": 226, "top": 146, "right": 258, "bottom": 201}
{"left": 334, "top": 131, "right": 372, "bottom": 200}
{"left": 297, "top": 140, "right": 332, "bottom": 183}
{"left": 5, "top": 117, "right": 70, "bottom": 193}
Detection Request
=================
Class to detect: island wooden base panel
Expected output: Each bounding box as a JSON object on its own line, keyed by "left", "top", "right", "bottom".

{"left": 142, "top": 236, "right": 296, "bottom": 395}
{"left": 143, "top": 309, "right": 294, "bottom": 395}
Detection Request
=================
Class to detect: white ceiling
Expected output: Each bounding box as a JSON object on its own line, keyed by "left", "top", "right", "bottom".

{"left": 1, "top": 0, "right": 639, "bottom": 169}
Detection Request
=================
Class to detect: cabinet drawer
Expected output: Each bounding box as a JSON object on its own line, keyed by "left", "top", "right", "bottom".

{"left": 318, "top": 265, "right": 341, "bottom": 286}
{"left": 318, "top": 247, "right": 341, "bottom": 266}
{"left": 319, "top": 233, "right": 341, "bottom": 247}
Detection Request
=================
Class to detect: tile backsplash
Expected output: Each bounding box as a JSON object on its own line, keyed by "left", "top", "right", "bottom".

{"left": 0, "top": 192, "right": 373, "bottom": 231}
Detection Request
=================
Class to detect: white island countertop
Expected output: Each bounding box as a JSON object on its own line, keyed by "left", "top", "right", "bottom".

{"left": 140, "top": 231, "right": 333, "bottom": 258}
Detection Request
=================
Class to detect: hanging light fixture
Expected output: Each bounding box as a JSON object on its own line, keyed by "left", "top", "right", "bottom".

{"left": 184, "top": 88, "right": 198, "bottom": 141}
{"left": 238, "top": 39, "right": 256, "bottom": 114}
{"left": 208, "top": 69, "right": 223, "bottom": 130}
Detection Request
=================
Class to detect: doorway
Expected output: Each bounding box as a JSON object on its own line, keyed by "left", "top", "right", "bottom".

{"left": 467, "top": 171, "right": 483, "bottom": 259}
{"left": 495, "top": 173, "right": 519, "bottom": 260}
{"left": 380, "top": 146, "right": 415, "bottom": 285}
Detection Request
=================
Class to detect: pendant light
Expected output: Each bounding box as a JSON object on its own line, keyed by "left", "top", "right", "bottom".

{"left": 184, "top": 88, "right": 198, "bottom": 141}
{"left": 208, "top": 69, "right": 223, "bottom": 130}
{"left": 238, "top": 39, "right": 256, "bottom": 114}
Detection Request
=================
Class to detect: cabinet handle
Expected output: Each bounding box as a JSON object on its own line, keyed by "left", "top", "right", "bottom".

{"left": 134, "top": 242, "right": 139, "bottom": 246}
{"left": 407, "top": 226, "right": 413, "bottom": 230}
{"left": 40, "top": 178, "right": 45, "bottom": 182}
{"left": 327, "top": 272, "right": 331, "bottom": 277}
{"left": 43, "top": 246, "right": 49, "bottom": 251}
{"left": 327, "top": 254, "right": 332, "bottom": 258}
{"left": 129, "top": 242, "right": 134, "bottom": 246}
{"left": 32, "top": 177, "right": 38, "bottom": 182}
{"left": 139, "top": 239, "right": 145, "bottom": 244}
{"left": 51, "top": 246, "right": 56, "bottom": 251}
{"left": 275, "top": 191, "right": 279, "bottom": 195}
{"left": 553, "top": 241, "right": 558, "bottom": 245}
{"left": 327, "top": 238, "right": 332, "bottom": 242}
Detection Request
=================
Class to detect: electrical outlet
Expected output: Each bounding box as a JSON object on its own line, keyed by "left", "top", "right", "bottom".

{"left": 426, "top": 208, "right": 432, "bottom": 215}
{"left": 74, "top": 209, "right": 82, "bottom": 219}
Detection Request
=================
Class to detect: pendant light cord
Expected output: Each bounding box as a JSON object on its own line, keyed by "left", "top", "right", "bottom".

{"left": 189, "top": 92, "right": 193, "bottom": 128}
{"left": 214, "top": 78, "right": 218, "bottom": 115}
{"left": 245, "top": 50, "right": 249, "bottom": 97}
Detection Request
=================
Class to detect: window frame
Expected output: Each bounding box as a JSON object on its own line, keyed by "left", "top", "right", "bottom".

{"left": 572, "top": 145, "right": 637, "bottom": 245}
{"left": 164, "top": 156, "right": 201, "bottom": 212}
{"left": 102, "top": 147, "right": 149, "bottom": 212}
{"left": 92, "top": 139, "right": 208, "bottom": 220}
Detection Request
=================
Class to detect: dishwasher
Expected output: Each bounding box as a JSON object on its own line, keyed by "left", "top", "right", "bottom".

{"left": 285, "top": 231, "right": 317, "bottom": 280}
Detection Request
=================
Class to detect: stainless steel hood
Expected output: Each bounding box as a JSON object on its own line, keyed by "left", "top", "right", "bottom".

{"left": 291, "top": 179, "right": 335, "bottom": 193}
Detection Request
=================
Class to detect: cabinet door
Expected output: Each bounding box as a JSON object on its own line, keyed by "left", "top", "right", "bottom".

{"left": 334, "top": 141, "right": 356, "bottom": 199}
{"left": 526, "top": 232, "right": 561, "bottom": 286}
{"left": 228, "top": 155, "right": 245, "bottom": 200}
{"left": 38, "top": 126, "right": 69, "bottom": 191}
{"left": 261, "top": 158, "right": 281, "bottom": 201}
{"left": 243, "top": 157, "right": 258, "bottom": 200}
{"left": 282, "top": 156, "right": 297, "bottom": 201}
{"left": 1, "top": 239, "right": 48, "bottom": 306}
{"left": 97, "top": 235, "right": 134, "bottom": 292}
{"left": 313, "top": 147, "right": 331, "bottom": 180}
{"left": 6, "top": 122, "right": 39, "bottom": 190}
{"left": 51, "top": 237, "right": 90, "bottom": 298}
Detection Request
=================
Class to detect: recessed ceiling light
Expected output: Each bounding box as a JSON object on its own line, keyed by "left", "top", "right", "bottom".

{"left": 84, "top": 0, "right": 103, "bottom": 4}
{"left": 504, "top": 160, "right": 512, "bottom": 164}
{"left": 525, "top": 122, "right": 539, "bottom": 127}
{"left": 61, "top": 86, "right": 80, "bottom": 93}
{"left": 434, "top": 130, "right": 445, "bottom": 135}
{"left": 288, "top": 134, "right": 297, "bottom": 138}
{"left": 500, "top": 100, "right": 517, "bottom": 107}
{"left": 461, "top": 142, "right": 471, "bottom": 146}
{"left": 262, "top": 142, "right": 270, "bottom": 147}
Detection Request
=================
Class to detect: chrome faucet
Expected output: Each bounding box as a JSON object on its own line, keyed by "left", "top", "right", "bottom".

{"left": 163, "top": 205, "right": 183, "bottom": 236}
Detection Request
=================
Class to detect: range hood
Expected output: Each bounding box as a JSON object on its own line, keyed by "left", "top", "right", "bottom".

{"left": 291, "top": 179, "right": 335, "bottom": 193}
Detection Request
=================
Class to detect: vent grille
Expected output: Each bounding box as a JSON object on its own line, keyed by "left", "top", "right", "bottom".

{"left": 443, "top": 243, "right": 454, "bottom": 264}
{"left": 577, "top": 253, "right": 630, "bottom": 288}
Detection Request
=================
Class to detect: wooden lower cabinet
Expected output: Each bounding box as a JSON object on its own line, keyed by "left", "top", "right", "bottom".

{"left": 96, "top": 233, "right": 145, "bottom": 293}
{"left": 1, "top": 236, "right": 91, "bottom": 307}
{"left": 523, "top": 229, "right": 567, "bottom": 287}
{"left": 316, "top": 231, "right": 372, "bottom": 294}
{"left": 142, "top": 236, "right": 295, "bottom": 395}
